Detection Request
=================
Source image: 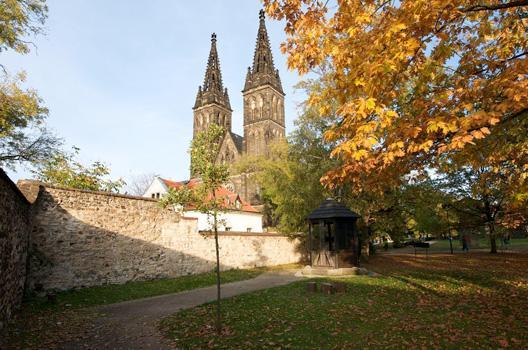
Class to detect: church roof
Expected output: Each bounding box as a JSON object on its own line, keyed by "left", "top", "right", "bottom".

{"left": 160, "top": 178, "right": 258, "bottom": 213}
{"left": 243, "top": 10, "right": 284, "bottom": 94}
{"left": 194, "top": 33, "right": 232, "bottom": 110}
{"left": 229, "top": 132, "right": 244, "bottom": 153}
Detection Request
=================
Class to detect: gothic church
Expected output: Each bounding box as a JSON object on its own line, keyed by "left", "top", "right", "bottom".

{"left": 192, "top": 10, "right": 285, "bottom": 206}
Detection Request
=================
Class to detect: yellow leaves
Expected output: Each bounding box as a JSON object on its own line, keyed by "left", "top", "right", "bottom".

{"left": 471, "top": 127, "right": 491, "bottom": 140}
{"left": 419, "top": 140, "right": 433, "bottom": 152}
{"left": 449, "top": 134, "right": 475, "bottom": 150}
{"left": 406, "top": 38, "right": 421, "bottom": 53}
{"left": 318, "top": 105, "right": 330, "bottom": 116}
{"left": 390, "top": 23, "right": 407, "bottom": 33}
{"left": 339, "top": 98, "right": 378, "bottom": 120}
{"left": 354, "top": 78, "right": 366, "bottom": 87}
{"left": 426, "top": 120, "right": 457, "bottom": 134}
{"left": 365, "top": 98, "right": 376, "bottom": 110}
{"left": 388, "top": 141, "right": 405, "bottom": 150}
{"left": 462, "top": 103, "right": 473, "bottom": 112}
{"left": 409, "top": 127, "right": 422, "bottom": 138}
{"left": 353, "top": 149, "right": 368, "bottom": 161}
{"left": 365, "top": 136, "right": 378, "bottom": 147}
{"left": 489, "top": 117, "right": 500, "bottom": 126}
{"left": 355, "top": 13, "right": 371, "bottom": 25}
{"left": 267, "top": 0, "right": 528, "bottom": 193}
{"left": 471, "top": 130, "right": 485, "bottom": 140}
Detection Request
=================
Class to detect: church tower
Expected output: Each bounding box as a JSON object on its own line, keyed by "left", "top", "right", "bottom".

{"left": 193, "top": 33, "right": 232, "bottom": 138}
{"left": 243, "top": 10, "right": 285, "bottom": 157}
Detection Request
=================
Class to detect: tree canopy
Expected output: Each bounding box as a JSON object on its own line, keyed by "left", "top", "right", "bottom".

{"left": 0, "top": 0, "right": 60, "bottom": 169}
{"left": 0, "top": 0, "right": 47, "bottom": 55}
{"left": 264, "top": 0, "right": 527, "bottom": 196}
{"left": 32, "top": 147, "right": 125, "bottom": 192}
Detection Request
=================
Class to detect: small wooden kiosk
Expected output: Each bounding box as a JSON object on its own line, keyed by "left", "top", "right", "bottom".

{"left": 307, "top": 198, "right": 361, "bottom": 268}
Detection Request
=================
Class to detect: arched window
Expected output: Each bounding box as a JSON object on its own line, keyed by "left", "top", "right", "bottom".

{"left": 250, "top": 98, "right": 256, "bottom": 121}
{"left": 272, "top": 96, "right": 277, "bottom": 120}
{"left": 256, "top": 130, "right": 261, "bottom": 155}
{"left": 247, "top": 131, "right": 253, "bottom": 153}
{"left": 257, "top": 94, "right": 264, "bottom": 119}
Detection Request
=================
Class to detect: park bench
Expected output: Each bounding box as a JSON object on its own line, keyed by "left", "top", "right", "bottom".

{"left": 410, "top": 241, "right": 430, "bottom": 257}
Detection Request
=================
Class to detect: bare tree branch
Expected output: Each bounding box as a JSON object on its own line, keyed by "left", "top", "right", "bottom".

{"left": 461, "top": 0, "right": 528, "bottom": 12}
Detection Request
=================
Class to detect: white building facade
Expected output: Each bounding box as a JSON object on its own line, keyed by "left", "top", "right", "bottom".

{"left": 143, "top": 176, "right": 263, "bottom": 233}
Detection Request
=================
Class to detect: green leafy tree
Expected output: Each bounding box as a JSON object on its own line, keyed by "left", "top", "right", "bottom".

{"left": 235, "top": 97, "right": 335, "bottom": 233}
{"left": 162, "top": 124, "right": 229, "bottom": 334}
{"left": 434, "top": 113, "right": 528, "bottom": 253}
{"left": 437, "top": 165, "right": 517, "bottom": 253}
{"left": 33, "top": 147, "right": 126, "bottom": 192}
{"left": 159, "top": 185, "right": 195, "bottom": 212}
{"left": 0, "top": 0, "right": 61, "bottom": 169}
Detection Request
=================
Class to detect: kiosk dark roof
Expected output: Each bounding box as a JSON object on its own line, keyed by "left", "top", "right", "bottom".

{"left": 307, "top": 198, "right": 360, "bottom": 220}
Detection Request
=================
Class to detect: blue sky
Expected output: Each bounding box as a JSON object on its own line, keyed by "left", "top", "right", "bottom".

{"left": 5, "top": 0, "right": 305, "bottom": 186}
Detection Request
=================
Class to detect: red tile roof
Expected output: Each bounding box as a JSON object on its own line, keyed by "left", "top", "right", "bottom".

{"left": 160, "top": 178, "right": 258, "bottom": 213}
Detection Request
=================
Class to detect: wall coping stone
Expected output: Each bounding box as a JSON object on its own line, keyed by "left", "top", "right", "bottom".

{"left": 17, "top": 179, "right": 159, "bottom": 203}
{"left": 16, "top": 180, "right": 263, "bottom": 216}
{"left": 200, "top": 231, "right": 304, "bottom": 238}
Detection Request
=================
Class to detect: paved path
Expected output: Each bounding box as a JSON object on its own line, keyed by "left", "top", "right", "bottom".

{"left": 59, "top": 271, "right": 301, "bottom": 350}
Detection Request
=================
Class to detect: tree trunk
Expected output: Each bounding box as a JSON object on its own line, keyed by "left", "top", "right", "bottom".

{"left": 484, "top": 200, "right": 497, "bottom": 254}
{"left": 213, "top": 206, "right": 222, "bottom": 334}
{"left": 488, "top": 222, "right": 497, "bottom": 254}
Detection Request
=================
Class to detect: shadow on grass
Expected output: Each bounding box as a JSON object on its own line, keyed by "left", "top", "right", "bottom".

{"left": 159, "top": 252, "right": 528, "bottom": 349}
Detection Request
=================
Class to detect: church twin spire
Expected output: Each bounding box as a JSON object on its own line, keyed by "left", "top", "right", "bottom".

{"left": 194, "top": 10, "right": 283, "bottom": 113}
{"left": 244, "top": 10, "right": 283, "bottom": 94}
{"left": 193, "top": 33, "right": 231, "bottom": 110}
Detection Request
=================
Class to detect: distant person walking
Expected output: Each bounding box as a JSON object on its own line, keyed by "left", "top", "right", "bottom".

{"left": 462, "top": 235, "right": 469, "bottom": 252}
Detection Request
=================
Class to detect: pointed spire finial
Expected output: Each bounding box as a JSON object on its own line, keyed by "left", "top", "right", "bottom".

{"left": 194, "top": 33, "right": 231, "bottom": 110}
{"left": 243, "top": 10, "right": 283, "bottom": 94}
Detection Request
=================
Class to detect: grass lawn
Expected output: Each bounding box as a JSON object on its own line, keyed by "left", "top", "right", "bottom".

{"left": 1, "top": 266, "right": 288, "bottom": 349}
{"left": 160, "top": 253, "right": 528, "bottom": 349}
{"left": 427, "top": 237, "right": 528, "bottom": 252}
{"left": 380, "top": 237, "right": 528, "bottom": 254}
{"left": 25, "top": 266, "right": 274, "bottom": 312}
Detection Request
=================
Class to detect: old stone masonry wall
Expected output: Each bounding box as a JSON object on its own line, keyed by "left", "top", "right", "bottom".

{"left": 18, "top": 181, "right": 302, "bottom": 291}
{"left": 0, "top": 170, "right": 31, "bottom": 330}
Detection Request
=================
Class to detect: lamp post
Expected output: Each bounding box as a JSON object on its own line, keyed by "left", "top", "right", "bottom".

{"left": 446, "top": 204, "right": 454, "bottom": 254}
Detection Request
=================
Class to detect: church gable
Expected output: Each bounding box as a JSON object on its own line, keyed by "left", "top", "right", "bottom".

{"left": 216, "top": 132, "right": 243, "bottom": 165}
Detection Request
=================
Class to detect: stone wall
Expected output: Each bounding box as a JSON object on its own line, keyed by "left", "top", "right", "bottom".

{"left": 0, "top": 169, "right": 31, "bottom": 330}
{"left": 18, "top": 181, "right": 302, "bottom": 291}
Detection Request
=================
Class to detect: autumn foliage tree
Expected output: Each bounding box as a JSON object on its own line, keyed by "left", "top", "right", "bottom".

{"left": 264, "top": 0, "right": 527, "bottom": 186}
{"left": 264, "top": 0, "right": 528, "bottom": 250}
{"left": 0, "top": 0, "right": 61, "bottom": 168}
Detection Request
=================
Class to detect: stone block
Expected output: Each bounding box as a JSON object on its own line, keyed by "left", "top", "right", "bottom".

{"left": 333, "top": 282, "right": 347, "bottom": 293}
{"left": 306, "top": 281, "right": 317, "bottom": 292}
{"left": 320, "top": 282, "right": 336, "bottom": 295}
